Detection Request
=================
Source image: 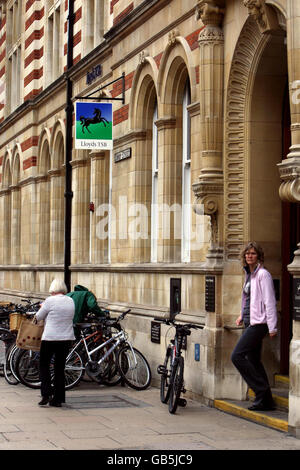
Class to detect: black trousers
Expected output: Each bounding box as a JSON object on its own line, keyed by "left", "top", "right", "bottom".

{"left": 39, "top": 340, "right": 71, "bottom": 403}
{"left": 231, "top": 324, "right": 271, "bottom": 403}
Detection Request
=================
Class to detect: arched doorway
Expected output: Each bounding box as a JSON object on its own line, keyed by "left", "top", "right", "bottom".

{"left": 226, "top": 12, "right": 297, "bottom": 379}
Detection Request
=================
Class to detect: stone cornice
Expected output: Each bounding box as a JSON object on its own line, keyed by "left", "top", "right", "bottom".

{"left": 113, "top": 129, "right": 147, "bottom": 149}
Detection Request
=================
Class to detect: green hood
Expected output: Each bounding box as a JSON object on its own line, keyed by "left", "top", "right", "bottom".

{"left": 73, "top": 285, "right": 89, "bottom": 292}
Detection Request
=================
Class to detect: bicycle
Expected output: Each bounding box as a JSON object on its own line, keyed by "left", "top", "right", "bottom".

{"left": 15, "top": 306, "right": 152, "bottom": 391}
{"left": 65, "top": 307, "right": 152, "bottom": 390}
{"left": 156, "top": 317, "right": 203, "bottom": 414}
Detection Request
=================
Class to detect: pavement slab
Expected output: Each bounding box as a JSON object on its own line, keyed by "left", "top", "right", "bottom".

{"left": 0, "top": 378, "right": 300, "bottom": 453}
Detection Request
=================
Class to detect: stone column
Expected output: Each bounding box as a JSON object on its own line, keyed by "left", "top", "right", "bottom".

{"left": 192, "top": 0, "right": 225, "bottom": 268}
{"left": 156, "top": 116, "right": 181, "bottom": 263}
{"left": 10, "top": 184, "right": 21, "bottom": 264}
{"left": 89, "top": 150, "right": 110, "bottom": 264}
{"left": 278, "top": 0, "right": 300, "bottom": 202}
{"left": 49, "top": 169, "right": 65, "bottom": 265}
{"left": 70, "top": 156, "right": 91, "bottom": 266}
{"left": 287, "top": 244, "right": 300, "bottom": 438}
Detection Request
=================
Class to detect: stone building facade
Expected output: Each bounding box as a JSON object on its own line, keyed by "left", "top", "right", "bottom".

{"left": 0, "top": 0, "right": 300, "bottom": 435}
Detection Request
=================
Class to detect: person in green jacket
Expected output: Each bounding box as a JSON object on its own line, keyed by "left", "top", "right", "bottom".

{"left": 66, "top": 285, "right": 107, "bottom": 324}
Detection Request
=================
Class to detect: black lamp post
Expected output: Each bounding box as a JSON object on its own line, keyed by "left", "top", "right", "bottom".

{"left": 64, "top": 0, "right": 75, "bottom": 291}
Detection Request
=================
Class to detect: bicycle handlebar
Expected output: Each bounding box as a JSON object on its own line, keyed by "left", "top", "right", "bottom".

{"left": 153, "top": 317, "right": 204, "bottom": 330}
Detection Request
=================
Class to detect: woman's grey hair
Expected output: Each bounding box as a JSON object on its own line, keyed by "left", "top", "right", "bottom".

{"left": 49, "top": 278, "right": 68, "bottom": 295}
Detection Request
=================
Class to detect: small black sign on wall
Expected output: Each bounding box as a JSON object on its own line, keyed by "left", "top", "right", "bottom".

{"left": 205, "top": 275, "right": 215, "bottom": 312}
{"left": 293, "top": 278, "right": 300, "bottom": 321}
{"left": 170, "top": 278, "right": 181, "bottom": 320}
{"left": 151, "top": 321, "right": 161, "bottom": 344}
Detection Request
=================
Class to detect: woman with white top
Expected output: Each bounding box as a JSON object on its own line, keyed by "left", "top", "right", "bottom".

{"left": 35, "top": 278, "right": 75, "bottom": 407}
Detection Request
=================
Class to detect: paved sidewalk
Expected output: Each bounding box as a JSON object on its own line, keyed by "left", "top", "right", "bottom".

{"left": 0, "top": 377, "right": 300, "bottom": 451}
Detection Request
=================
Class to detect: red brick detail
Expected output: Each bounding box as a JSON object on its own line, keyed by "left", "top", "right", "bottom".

{"left": 113, "top": 104, "right": 129, "bottom": 125}
{"left": 23, "top": 156, "right": 37, "bottom": 170}
{"left": 74, "top": 53, "right": 81, "bottom": 65}
{"left": 113, "top": 3, "right": 134, "bottom": 26}
{"left": 0, "top": 32, "right": 6, "bottom": 47}
{"left": 0, "top": 66, "right": 5, "bottom": 78}
{"left": 24, "top": 66, "right": 43, "bottom": 87}
{"left": 195, "top": 66, "right": 199, "bottom": 84}
{"left": 21, "top": 137, "right": 39, "bottom": 152}
{"left": 24, "top": 88, "right": 43, "bottom": 101}
{"left": 26, "top": 0, "right": 39, "bottom": 11}
{"left": 0, "top": 49, "right": 5, "bottom": 63}
{"left": 25, "top": 7, "right": 44, "bottom": 30}
{"left": 24, "top": 47, "right": 43, "bottom": 68}
{"left": 25, "top": 27, "right": 44, "bottom": 49}
{"left": 64, "top": 31, "right": 81, "bottom": 55}
{"left": 154, "top": 52, "right": 163, "bottom": 69}
{"left": 0, "top": 15, "right": 6, "bottom": 30}
{"left": 111, "top": 71, "right": 134, "bottom": 98}
{"left": 185, "top": 28, "right": 204, "bottom": 51}
{"left": 110, "top": 0, "right": 120, "bottom": 14}
{"left": 0, "top": 155, "right": 3, "bottom": 166}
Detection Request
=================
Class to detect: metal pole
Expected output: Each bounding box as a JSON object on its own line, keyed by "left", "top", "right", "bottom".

{"left": 64, "top": 0, "right": 74, "bottom": 291}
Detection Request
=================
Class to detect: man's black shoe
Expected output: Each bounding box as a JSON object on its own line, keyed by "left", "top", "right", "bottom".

{"left": 248, "top": 402, "right": 276, "bottom": 411}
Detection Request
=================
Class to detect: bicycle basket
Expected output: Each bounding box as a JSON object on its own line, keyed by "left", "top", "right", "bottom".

{"left": 9, "top": 313, "right": 23, "bottom": 332}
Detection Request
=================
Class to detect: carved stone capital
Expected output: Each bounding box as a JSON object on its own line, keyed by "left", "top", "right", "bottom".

{"left": 168, "top": 29, "right": 180, "bottom": 46}
{"left": 139, "top": 50, "right": 149, "bottom": 64}
{"left": 192, "top": 175, "right": 223, "bottom": 216}
{"left": 278, "top": 157, "right": 300, "bottom": 203}
{"left": 243, "top": 0, "right": 280, "bottom": 34}
{"left": 195, "top": 0, "right": 225, "bottom": 27}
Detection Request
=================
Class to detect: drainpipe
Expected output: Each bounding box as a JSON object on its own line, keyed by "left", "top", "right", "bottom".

{"left": 64, "top": 0, "right": 74, "bottom": 291}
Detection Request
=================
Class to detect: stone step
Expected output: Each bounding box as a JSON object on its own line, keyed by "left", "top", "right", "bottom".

{"left": 274, "top": 374, "right": 290, "bottom": 389}
{"left": 214, "top": 399, "right": 288, "bottom": 433}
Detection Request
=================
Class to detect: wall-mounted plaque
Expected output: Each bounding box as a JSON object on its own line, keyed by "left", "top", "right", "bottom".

{"left": 114, "top": 148, "right": 132, "bottom": 163}
{"left": 293, "top": 277, "right": 300, "bottom": 321}
{"left": 151, "top": 321, "right": 161, "bottom": 344}
{"left": 205, "top": 275, "right": 215, "bottom": 312}
{"left": 170, "top": 278, "right": 181, "bottom": 321}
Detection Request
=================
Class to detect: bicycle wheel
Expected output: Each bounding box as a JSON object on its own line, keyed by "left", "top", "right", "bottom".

{"left": 101, "top": 348, "right": 122, "bottom": 386}
{"left": 160, "top": 346, "right": 172, "bottom": 404}
{"left": 15, "top": 349, "right": 41, "bottom": 389}
{"left": 0, "top": 338, "right": 6, "bottom": 377}
{"left": 64, "top": 349, "right": 84, "bottom": 390}
{"left": 116, "top": 345, "right": 151, "bottom": 390}
{"left": 4, "top": 344, "right": 20, "bottom": 385}
{"left": 168, "top": 356, "right": 184, "bottom": 414}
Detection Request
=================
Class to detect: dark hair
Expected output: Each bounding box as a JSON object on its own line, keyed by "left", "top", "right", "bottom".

{"left": 240, "top": 242, "right": 264, "bottom": 267}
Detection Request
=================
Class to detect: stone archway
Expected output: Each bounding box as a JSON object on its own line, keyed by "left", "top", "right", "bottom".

{"left": 225, "top": 10, "right": 288, "bottom": 386}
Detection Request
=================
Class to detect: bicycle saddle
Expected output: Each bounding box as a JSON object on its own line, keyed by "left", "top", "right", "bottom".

{"left": 76, "top": 323, "right": 93, "bottom": 329}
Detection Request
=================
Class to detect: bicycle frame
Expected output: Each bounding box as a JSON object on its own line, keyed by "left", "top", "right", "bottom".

{"left": 67, "top": 324, "right": 138, "bottom": 369}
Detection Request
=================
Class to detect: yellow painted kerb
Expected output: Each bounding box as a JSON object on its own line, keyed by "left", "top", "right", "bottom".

{"left": 214, "top": 400, "right": 288, "bottom": 433}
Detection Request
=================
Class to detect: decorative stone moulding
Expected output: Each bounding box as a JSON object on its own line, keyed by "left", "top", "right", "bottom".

{"left": 195, "top": 0, "right": 225, "bottom": 26}
{"left": 243, "top": 0, "right": 280, "bottom": 34}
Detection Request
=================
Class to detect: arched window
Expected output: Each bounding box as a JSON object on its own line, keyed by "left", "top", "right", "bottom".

{"left": 151, "top": 101, "right": 158, "bottom": 262}
{"left": 181, "top": 81, "right": 191, "bottom": 262}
